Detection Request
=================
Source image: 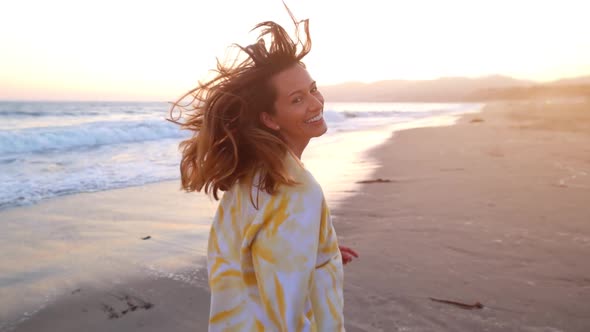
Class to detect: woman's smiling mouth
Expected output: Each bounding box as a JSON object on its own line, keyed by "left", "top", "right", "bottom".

{"left": 304, "top": 112, "right": 323, "bottom": 124}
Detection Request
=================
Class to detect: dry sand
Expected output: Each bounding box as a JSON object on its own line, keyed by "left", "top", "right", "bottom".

{"left": 8, "top": 100, "right": 590, "bottom": 331}
{"left": 338, "top": 100, "right": 590, "bottom": 331}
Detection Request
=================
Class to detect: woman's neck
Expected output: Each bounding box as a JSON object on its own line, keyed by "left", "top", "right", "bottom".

{"left": 283, "top": 137, "right": 309, "bottom": 160}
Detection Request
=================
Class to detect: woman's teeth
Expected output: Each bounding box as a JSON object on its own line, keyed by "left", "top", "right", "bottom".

{"left": 305, "top": 113, "right": 323, "bottom": 123}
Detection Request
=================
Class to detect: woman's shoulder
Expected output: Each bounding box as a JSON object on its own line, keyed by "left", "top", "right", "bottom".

{"left": 223, "top": 150, "right": 324, "bottom": 209}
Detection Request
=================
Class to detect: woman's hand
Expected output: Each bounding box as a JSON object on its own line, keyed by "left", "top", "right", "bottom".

{"left": 339, "top": 245, "right": 359, "bottom": 265}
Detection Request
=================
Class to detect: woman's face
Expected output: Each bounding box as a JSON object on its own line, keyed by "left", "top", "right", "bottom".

{"left": 262, "top": 64, "right": 327, "bottom": 155}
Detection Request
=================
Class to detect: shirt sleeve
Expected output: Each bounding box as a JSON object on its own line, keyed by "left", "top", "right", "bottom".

{"left": 250, "top": 188, "right": 321, "bottom": 331}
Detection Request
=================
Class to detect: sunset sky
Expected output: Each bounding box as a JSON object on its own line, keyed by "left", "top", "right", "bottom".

{"left": 1, "top": 0, "right": 589, "bottom": 101}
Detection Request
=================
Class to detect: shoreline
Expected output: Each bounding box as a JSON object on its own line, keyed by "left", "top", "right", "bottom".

{"left": 8, "top": 100, "right": 590, "bottom": 331}
{"left": 1, "top": 110, "right": 475, "bottom": 331}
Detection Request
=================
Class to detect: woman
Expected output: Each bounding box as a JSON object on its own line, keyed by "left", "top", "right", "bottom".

{"left": 169, "top": 8, "right": 357, "bottom": 331}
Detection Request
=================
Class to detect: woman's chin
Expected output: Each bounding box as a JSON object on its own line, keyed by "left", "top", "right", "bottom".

{"left": 311, "top": 121, "right": 328, "bottom": 138}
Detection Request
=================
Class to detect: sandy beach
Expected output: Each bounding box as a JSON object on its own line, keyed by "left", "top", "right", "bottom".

{"left": 4, "top": 100, "right": 590, "bottom": 331}
{"left": 339, "top": 100, "right": 590, "bottom": 331}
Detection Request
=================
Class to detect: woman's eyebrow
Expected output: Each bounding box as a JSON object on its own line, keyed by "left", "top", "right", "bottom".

{"left": 288, "top": 81, "right": 317, "bottom": 97}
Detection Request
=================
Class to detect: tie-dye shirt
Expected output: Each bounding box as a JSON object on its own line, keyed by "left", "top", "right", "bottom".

{"left": 207, "top": 151, "right": 345, "bottom": 331}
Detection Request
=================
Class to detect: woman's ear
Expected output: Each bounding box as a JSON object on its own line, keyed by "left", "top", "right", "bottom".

{"left": 260, "top": 112, "right": 280, "bottom": 131}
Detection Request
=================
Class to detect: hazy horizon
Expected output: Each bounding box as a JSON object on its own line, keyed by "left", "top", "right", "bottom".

{"left": 2, "top": 0, "right": 589, "bottom": 101}
{"left": 1, "top": 72, "right": 589, "bottom": 103}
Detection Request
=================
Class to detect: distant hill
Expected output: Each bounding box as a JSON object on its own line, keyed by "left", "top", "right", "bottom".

{"left": 547, "top": 75, "right": 590, "bottom": 86}
{"left": 319, "top": 75, "right": 590, "bottom": 102}
{"left": 466, "top": 84, "right": 590, "bottom": 101}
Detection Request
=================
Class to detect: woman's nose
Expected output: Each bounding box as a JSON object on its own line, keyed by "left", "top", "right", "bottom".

{"left": 310, "top": 93, "right": 324, "bottom": 110}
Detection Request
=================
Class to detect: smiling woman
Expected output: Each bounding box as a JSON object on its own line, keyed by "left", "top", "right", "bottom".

{"left": 168, "top": 4, "right": 356, "bottom": 331}
{"left": 260, "top": 64, "right": 327, "bottom": 158}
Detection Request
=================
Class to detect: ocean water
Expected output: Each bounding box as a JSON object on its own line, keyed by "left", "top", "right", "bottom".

{"left": 0, "top": 100, "right": 483, "bottom": 331}
{"left": 0, "top": 101, "right": 480, "bottom": 210}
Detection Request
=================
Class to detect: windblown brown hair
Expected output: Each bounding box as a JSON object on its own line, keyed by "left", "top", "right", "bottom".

{"left": 167, "top": 6, "right": 311, "bottom": 204}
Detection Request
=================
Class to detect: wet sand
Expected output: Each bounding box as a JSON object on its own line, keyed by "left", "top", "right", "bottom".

{"left": 1, "top": 182, "right": 216, "bottom": 332}
{"left": 7, "top": 100, "right": 590, "bottom": 331}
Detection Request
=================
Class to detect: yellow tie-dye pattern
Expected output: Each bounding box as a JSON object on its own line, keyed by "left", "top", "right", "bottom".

{"left": 242, "top": 271, "right": 256, "bottom": 284}
{"left": 224, "top": 320, "right": 247, "bottom": 331}
{"left": 218, "top": 205, "right": 224, "bottom": 224}
{"left": 255, "top": 319, "right": 265, "bottom": 331}
{"left": 326, "top": 296, "right": 339, "bottom": 325}
{"left": 252, "top": 245, "right": 276, "bottom": 265}
{"left": 206, "top": 152, "right": 345, "bottom": 331}
{"left": 209, "top": 227, "right": 221, "bottom": 254}
{"left": 259, "top": 282, "right": 282, "bottom": 330}
{"left": 209, "top": 301, "right": 245, "bottom": 324}
{"left": 268, "top": 195, "right": 290, "bottom": 235}
{"left": 230, "top": 194, "right": 242, "bottom": 238}
{"left": 274, "top": 273, "right": 287, "bottom": 328}
{"left": 209, "top": 257, "right": 229, "bottom": 276}
{"left": 212, "top": 269, "right": 241, "bottom": 280}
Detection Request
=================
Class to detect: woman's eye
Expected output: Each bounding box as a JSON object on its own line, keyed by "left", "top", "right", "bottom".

{"left": 292, "top": 96, "right": 303, "bottom": 104}
{"left": 310, "top": 86, "right": 318, "bottom": 93}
